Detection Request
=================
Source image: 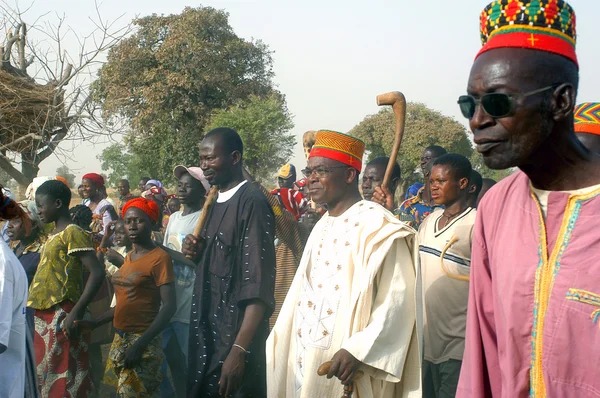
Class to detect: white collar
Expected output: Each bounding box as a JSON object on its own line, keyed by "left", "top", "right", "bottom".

{"left": 217, "top": 180, "right": 248, "bottom": 203}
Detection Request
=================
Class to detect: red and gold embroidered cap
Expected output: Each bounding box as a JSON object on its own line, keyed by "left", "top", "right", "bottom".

{"left": 309, "top": 130, "right": 365, "bottom": 172}
{"left": 574, "top": 103, "right": 600, "bottom": 136}
{"left": 477, "top": 0, "right": 577, "bottom": 67}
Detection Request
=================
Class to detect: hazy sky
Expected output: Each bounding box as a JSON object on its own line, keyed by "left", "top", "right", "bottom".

{"left": 27, "top": 0, "right": 599, "bottom": 182}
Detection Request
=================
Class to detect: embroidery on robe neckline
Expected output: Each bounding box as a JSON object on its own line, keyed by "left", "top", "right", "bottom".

{"left": 528, "top": 186, "right": 600, "bottom": 397}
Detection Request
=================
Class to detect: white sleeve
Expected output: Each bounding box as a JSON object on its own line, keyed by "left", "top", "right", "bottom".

{"left": 0, "top": 259, "right": 14, "bottom": 348}
{"left": 341, "top": 238, "right": 416, "bottom": 382}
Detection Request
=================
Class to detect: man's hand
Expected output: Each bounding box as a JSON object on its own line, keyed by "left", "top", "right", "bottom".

{"left": 124, "top": 341, "right": 145, "bottom": 369}
{"left": 326, "top": 349, "right": 361, "bottom": 386}
{"left": 372, "top": 185, "right": 395, "bottom": 212}
{"left": 182, "top": 234, "right": 205, "bottom": 262}
{"left": 218, "top": 347, "right": 246, "bottom": 396}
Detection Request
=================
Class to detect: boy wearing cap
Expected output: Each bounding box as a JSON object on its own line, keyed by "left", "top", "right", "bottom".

{"left": 160, "top": 165, "right": 208, "bottom": 397}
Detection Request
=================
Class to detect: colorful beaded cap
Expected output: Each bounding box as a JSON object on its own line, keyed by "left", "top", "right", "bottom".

{"left": 477, "top": 0, "right": 577, "bottom": 66}
{"left": 574, "top": 103, "right": 600, "bottom": 136}
{"left": 309, "top": 130, "right": 365, "bottom": 172}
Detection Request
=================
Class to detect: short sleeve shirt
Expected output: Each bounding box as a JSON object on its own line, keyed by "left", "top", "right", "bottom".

{"left": 112, "top": 247, "right": 174, "bottom": 332}
{"left": 28, "top": 224, "right": 95, "bottom": 310}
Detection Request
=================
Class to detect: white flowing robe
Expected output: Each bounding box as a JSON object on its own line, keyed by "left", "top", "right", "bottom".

{"left": 267, "top": 200, "right": 422, "bottom": 398}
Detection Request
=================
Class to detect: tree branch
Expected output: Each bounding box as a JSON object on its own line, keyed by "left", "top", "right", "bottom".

{"left": 35, "top": 128, "right": 68, "bottom": 164}
{"left": 0, "top": 152, "right": 28, "bottom": 185}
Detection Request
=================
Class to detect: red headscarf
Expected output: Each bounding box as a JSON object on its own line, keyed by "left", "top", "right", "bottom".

{"left": 121, "top": 197, "right": 160, "bottom": 223}
{"left": 82, "top": 173, "right": 105, "bottom": 187}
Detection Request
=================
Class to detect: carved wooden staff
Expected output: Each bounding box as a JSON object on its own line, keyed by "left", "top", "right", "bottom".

{"left": 186, "top": 185, "right": 219, "bottom": 258}
{"left": 317, "top": 361, "right": 364, "bottom": 398}
{"left": 376, "top": 91, "right": 407, "bottom": 191}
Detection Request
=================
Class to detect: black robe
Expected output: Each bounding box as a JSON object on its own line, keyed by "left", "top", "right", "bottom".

{"left": 188, "top": 182, "right": 276, "bottom": 397}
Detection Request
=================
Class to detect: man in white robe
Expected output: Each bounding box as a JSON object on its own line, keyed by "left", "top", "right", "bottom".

{"left": 267, "top": 130, "right": 421, "bottom": 398}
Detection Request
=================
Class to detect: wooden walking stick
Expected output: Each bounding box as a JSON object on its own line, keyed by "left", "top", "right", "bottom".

{"left": 317, "top": 361, "right": 364, "bottom": 398}
{"left": 187, "top": 185, "right": 219, "bottom": 258}
{"left": 376, "top": 91, "right": 407, "bottom": 191}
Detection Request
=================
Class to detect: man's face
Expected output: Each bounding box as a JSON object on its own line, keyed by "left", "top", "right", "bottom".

{"left": 421, "top": 150, "right": 436, "bottom": 175}
{"left": 118, "top": 181, "right": 129, "bottom": 197}
{"left": 278, "top": 177, "right": 295, "bottom": 189}
{"left": 199, "top": 136, "right": 236, "bottom": 186}
{"left": 467, "top": 49, "right": 553, "bottom": 170}
{"left": 305, "top": 157, "right": 351, "bottom": 205}
{"left": 361, "top": 164, "right": 385, "bottom": 201}
{"left": 177, "top": 172, "right": 205, "bottom": 205}
{"left": 430, "top": 165, "right": 466, "bottom": 206}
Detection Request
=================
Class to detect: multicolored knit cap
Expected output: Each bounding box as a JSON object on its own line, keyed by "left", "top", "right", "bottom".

{"left": 574, "top": 103, "right": 600, "bottom": 136}
{"left": 477, "top": 0, "right": 577, "bottom": 67}
{"left": 309, "top": 130, "right": 365, "bottom": 172}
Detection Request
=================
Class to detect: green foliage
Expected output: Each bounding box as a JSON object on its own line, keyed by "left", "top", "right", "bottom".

{"left": 205, "top": 94, "right": 295, "bottom": 181}
{"left": 92, "top": 6, "right": 281, "bottom": 182}
{"left": 350, "top": 103, "right": 512, "bottom": 193}
{"left": 55, "top": 165, "right": 76, "bottom": 188}
{"left": 351, "top": 104, "right": 473, "bottom": 193}
{"left": 97, "top": 144, "right": 147, "bottom": 188}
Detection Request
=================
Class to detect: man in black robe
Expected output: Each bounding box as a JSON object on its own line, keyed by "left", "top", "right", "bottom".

{"left": 183, "top": 128, "right": 276, "bottom": 397}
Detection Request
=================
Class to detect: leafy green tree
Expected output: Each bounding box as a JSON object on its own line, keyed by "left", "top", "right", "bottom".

{"left": 55, "top": 165, "right": 76, "bottom": 188}
{"left": 97, "top": 144, "right": 148, "bottom": 188}
{"left": 351, "top": 103, "right": 512, "bottom": 195}
{"left": 205, "top": 94, "right": 295, "bottom": 181}
{"left": 93, "top": 6, "right": 280, "bottom": 181}
{"left": 351, "top": 104, "right": 473, "bottom": 194}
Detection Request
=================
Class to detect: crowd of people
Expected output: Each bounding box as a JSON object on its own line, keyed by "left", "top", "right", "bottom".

{"left": 1, "top": 0, "right": 600, "bottom": 397}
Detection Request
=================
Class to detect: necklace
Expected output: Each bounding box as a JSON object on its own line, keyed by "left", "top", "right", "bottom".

{"left": 440, "top": 209, "right": 462, "bottom": 220}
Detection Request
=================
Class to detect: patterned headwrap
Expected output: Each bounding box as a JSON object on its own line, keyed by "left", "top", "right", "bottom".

{"left": 308, "top": 130, "right": 365, "bottom": 172}
{"left": 574, "top": 103, "right": 600, "bottom": 136}
{"left": 19, "top": 200, "right": 44, "bottom": 230}
{"left": 121, "top": 197, "right": 161, "bottom": 223}
{"left": 82, "top": 173, "right": 105, "bottom": 187}
{"left": 142, "top": 186, "right": 173, "bottom": 205}
{"left": 477, "top": 0, "right": 577, "bottom": 67}
{"left": 145, "top": 179, "right": 163, "bottom": 189}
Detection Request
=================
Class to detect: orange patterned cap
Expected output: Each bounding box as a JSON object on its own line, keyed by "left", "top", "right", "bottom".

{"left": 309, "top": 130, "right": 365, "bottom": 172}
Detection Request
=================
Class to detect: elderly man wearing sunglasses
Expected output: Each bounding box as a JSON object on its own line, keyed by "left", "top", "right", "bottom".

{"left": 457, "top": 1, "right": 600, "bottom": 398}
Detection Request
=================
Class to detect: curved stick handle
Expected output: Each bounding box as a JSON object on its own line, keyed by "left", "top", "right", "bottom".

{"left": 376, "top": 91, "right": 407, "bottom": 191}
{"left": 317, "top": 360, "right": 364, "bottom": 380}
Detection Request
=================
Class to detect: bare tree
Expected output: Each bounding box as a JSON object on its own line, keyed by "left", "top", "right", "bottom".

{"left": 0, "top": 1, "right": 131, "bottom": 187}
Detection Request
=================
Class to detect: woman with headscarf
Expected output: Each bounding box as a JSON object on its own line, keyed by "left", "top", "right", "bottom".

{"left": 0, "top": 185, "right": 39, "bottom": 398}
{"left": 80, "top": 198, "right": 176, "bottom": 396}
{"left": 81, "top": 173, "right": 118, "bottom": 237}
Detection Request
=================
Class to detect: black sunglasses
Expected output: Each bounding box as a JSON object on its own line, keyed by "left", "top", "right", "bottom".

{"left": 457, "top": 85, "right": 557, "bottom": 119}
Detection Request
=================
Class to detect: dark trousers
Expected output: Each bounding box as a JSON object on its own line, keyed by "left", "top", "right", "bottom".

{"left": 423, "top": 359, "right": 462, "bottom": 398}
